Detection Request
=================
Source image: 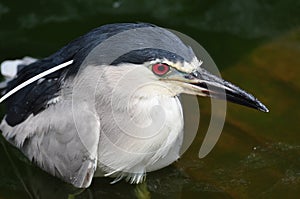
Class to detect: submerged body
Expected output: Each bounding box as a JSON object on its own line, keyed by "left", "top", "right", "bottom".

{"left": 0, "top": 23, "right": 268, "bottom": 188}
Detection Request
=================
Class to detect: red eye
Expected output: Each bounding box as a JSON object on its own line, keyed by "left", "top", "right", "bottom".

{"left": 152, "top": 63, "right": 170, "bottom": 76}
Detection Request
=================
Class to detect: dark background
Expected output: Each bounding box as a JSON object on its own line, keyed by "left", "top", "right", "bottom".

{"left": 0, "top": 0, "right": 299, "bottom": 198}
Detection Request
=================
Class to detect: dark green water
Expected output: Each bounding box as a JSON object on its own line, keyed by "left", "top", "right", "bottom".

{"left": 0, "top": 0, "right": 299, "bottom": 198}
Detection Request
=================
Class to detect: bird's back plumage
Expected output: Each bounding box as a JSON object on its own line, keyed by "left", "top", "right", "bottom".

{"left": 3, "top": 23, "right": 155, "bottom": 126}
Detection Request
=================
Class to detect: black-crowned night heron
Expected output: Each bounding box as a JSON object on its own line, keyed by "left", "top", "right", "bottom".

{"left": 0, "top": 23, "right": 268, "bottom": 188}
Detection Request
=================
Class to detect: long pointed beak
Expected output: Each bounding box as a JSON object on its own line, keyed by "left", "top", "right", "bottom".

{"left": 190, "top": 69, "right": 269, "bottom": 112}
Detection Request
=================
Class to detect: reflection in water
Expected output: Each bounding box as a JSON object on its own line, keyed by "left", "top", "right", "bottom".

{"left": 3, "top": 139, "right": 299, "bottom": 198}
{"left": 134, "top": 182, "right": 151, "bottom": 199}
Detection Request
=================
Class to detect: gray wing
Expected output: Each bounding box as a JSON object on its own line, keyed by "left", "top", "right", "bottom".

{"left": 0, "top": 101, "right": 100, "bottom": 188}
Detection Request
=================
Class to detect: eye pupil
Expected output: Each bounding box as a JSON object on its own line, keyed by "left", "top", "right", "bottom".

{"left": 158, "top": 65, "right": 165, "bottom": 71}
{"left": 152, "top": 63, "right": 170, "bottom": 76}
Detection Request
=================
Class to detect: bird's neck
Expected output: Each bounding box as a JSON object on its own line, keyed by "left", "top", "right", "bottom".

{"left": 96, "top": 94, "right": 184, "bottom": 183}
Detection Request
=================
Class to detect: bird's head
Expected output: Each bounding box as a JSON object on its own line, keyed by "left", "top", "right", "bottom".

{"left": 81, "top": 24, "right": 267, "bottom": 112}
{"left": 108, "top": 47, "right": 268, "bottom": 112}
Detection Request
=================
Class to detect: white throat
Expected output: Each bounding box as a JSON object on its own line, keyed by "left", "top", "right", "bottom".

{"left": 96, "top": 94, "right": 184, "bottom": 183}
